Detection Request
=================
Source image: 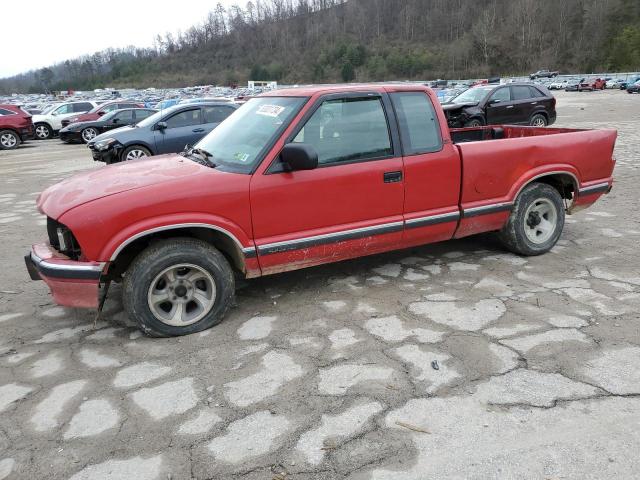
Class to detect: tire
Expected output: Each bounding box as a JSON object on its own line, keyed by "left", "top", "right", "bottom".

{"left": 464, "top": 118, "right": 484, "bottom": 128}
{"left": 34, "top": 123, "right": 51, "bottom": 140}
{"left": 123, "top": 238, "right": 235, "bottom": 337}
{"left": 81, "top": 127, "right": 99, "bottom": 143}
{"left": 121, "top": 145, "right": 151, "bottom": 162}
{"left": 0, "top": 130, "right": 20, "bottom": 150}
{"left": 498, "top": 182, "right": 565, "bottom": 256}
{"left": 529, "top": 113, "right": 548, "bottom": 127}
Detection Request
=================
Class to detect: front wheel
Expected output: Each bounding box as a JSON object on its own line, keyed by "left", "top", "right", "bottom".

{"left": 123, "top": 238, "right": 235, "bottom": 337}
{"left": 34, "top": 123, "right": 51, "bottom": 140}
{"left": 464, "top": 118, "right": 484, "bottom": 128}
{"left": 121, "top": 145, "right": 151, "bottom": 162}
{"left": 0, "top": 130, "right": 20, "bottom": 150}
{"left": 81, "top": 127, "right": 99, "bottom": 143}
{"left": 529, "top": 114, "right": 548, "bottom": 127}
{"left": 498, "top": 182, "right": 565, "bottom": 256}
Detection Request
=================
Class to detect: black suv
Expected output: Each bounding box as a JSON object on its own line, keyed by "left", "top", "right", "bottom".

{"left": 442, "top": 83, "right": 557, "bottom": 128}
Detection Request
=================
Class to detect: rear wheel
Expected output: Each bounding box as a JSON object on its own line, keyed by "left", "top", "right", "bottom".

{"left": 35, "top": 123, "right": 51, "bottom": 140}
{"left": 499, "top": 182, "right": 565, "bottom": 256}
{"left": 123, "top": 238, "right": 235, "bottom": 337}
{"left": 122, "top": 145, "right": 151, "bottom": 161}
{"left": 81, "top": 127, "right": 99, "bottom": 143}
{"left": 529, "top": 114, "right": 548, "bottom": 127}
{"left": 0, "top": 130, "right": 19, "bottom": 150}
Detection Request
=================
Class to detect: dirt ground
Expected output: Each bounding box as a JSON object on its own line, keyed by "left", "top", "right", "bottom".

{"left": 0, "top": 90, "right": 639, "bottom": 480}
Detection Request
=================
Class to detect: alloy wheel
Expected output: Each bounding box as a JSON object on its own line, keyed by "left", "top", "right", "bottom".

{"left": 0, "top": 133, "right": 17, "bottom": 148}
{"left": 147, "top": 263, "right": 217, "bottom": 327}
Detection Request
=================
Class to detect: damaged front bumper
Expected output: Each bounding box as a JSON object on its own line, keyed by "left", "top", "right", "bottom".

{"left": 25, "top": 243, "right": 105, "bottom": 308}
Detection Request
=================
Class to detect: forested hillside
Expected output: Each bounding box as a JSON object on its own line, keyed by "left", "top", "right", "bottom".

{"left": 2, "top": 0, "right": 640, "bottom": 94}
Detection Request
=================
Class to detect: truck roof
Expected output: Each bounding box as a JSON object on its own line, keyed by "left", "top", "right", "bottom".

{"left": 261, "top": 83, "right": 430, "bottom": 97}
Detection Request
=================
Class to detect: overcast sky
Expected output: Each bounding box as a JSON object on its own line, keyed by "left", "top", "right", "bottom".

{"left": 1, "top": 0, "right": 246, "bottom": 78}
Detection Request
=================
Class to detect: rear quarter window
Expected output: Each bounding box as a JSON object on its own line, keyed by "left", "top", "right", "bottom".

{"left": 390, "top": 92, "right": 442, "bottom": 155}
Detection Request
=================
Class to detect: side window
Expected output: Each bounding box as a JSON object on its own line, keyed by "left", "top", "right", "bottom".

{"left": 391, "top": 92, "right": 442, "bottom": 155}
{"left": 114, "top": 110, "right": 134, "bottom": 122}
{"left": 529, "top": 87, "right": 545, "bottom": 98}
{"left": 203, "top": 106, "right": 235, "bottom": 123}
{"left": 511, "top": 86, "right": 533, "bottom": 101}
{"left": 489, "top": 88, "right": 511, "bottom": 103}
{"left": 72, "top": 103, "right": 92, "bottom": 113}
{"left": 165, "top": 108, "right": 202, "bottom": 128}
{"left": 54, "top": 104, "right": 72, "bottom": 115}
{"left": 292, "top": 97, "right": 392, "bottom": 165}
{"left": 0, "top": 108, "right": 15, "bottom": 116}
{"left": 134, "top": 109, "right": 154, "bottom": 120}
{"left": 101, "top": 103, "right": 120, "bottom": 113}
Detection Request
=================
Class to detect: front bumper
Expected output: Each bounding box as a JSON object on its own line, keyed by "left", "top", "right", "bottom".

{"left": 25, "top": 243, "right": 104, "bottom": 308}
{"left": 59, "top": 131, "right": 82, "bottom": 143}
{"left": 88, "top": 144, "right": 120, "bottom": 163}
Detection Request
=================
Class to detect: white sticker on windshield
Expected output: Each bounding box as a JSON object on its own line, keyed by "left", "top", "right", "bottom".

{"left": 256, "top": 104, "right": 286, "bottom": 117}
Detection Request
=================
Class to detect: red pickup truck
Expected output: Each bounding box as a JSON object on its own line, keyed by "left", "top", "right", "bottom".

{"left": 25, "top": 84, "right": 616, "bottom": 337}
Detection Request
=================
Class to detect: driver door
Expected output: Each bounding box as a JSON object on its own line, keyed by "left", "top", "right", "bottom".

{"left": 485, "top": 87, "right": 514, "bottom": 124}
{"left": 250, "top": 94, "right": 405, "bottom": 275}
{"left": 157, "top": 107, "right": 204, "bottom": 153}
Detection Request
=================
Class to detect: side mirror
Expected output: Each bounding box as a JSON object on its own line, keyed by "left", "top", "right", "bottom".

{"left": 51, "top": 111, "right": 58, "bottom": 116}
{"left": 280, "top": 143, "right": 318, "bottom": 172}
{"left": 98, "top": 111, "right": 106, "bottom": 116}
{"left": 489, "top": 99, "right": 501, "bottom": 105}
{"left": 112, "top": 118, "right": 120, "bottom": 124}
{"left": 156, "top": 121, "right": 167, "bottom": 131}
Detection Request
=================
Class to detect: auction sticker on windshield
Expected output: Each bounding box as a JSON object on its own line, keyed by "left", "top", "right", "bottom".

{"left": 256, "top": 104, "right": 286, "bottom": 117}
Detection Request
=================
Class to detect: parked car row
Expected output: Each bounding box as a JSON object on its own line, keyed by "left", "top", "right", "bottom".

{"left": 88, "top": 101, "right": 238, "bottom": 163}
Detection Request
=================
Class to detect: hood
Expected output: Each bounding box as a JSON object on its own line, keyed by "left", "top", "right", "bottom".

{"left": 38, "top": 155, "right": 205, "bottom": 219}
{"left": 441, "top": 102, "right": 478, "bottom": 111}
{"left": 92, "top": 124, "right": 136, "bottom": 143}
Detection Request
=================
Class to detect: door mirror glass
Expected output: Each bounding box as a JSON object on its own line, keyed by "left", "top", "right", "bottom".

{"left": 281, "top": 143, "right": 318, "bottom": 172}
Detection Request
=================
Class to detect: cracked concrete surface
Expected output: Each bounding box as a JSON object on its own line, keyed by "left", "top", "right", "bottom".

{"left": 1, "top": 91, "right": 639, "bottom": 478}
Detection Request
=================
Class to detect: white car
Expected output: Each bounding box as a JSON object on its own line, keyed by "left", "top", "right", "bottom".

{"left": 606, "top": 79, "right": 624, "bottom": 89}
{"left": 32, "top": 101, "right": 98, "bottom": 139}
{"left": 549, "top": 79, "right": 569, "bottom": 90}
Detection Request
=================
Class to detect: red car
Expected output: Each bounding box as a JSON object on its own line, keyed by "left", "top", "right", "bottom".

{"left": 26, "top": 84, "right": 616, "bottom": 337}
{"left": 0, "top": 104, "right": 34, "bottom": 150}
{"left": 61, "top": 100, "right": 144, "bottom": 128}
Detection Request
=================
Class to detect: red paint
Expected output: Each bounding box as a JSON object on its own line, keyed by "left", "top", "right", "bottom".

{"left": 0, "top": 104, "right": 33, "bottom": 141}
{"left": 30, "top": 84, "right": 616, "bottom": 310}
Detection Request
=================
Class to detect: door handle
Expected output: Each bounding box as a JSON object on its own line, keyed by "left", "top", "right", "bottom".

{"left": 531, "top": 102, "right": 538, "bottom": 105}
{"left": 192, "top": 128, "right": 205, "bottom": 133}
{"left": 506, "top": 105, "right": 514, "bottom": 109}
{"left": 383, "top": 171, "right": 403, "bottom": 183}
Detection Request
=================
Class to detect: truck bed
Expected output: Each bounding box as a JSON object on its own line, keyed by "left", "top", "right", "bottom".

{"left": 450, "top": 125, "right": 592, "bottom": 144}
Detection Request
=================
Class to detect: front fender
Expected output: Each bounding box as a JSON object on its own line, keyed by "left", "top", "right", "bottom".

{"left": 97, "top": 213, "right": 253, "bottom": 262}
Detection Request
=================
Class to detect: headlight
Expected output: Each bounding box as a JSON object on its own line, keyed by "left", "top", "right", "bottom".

{"left": 95, "top": 138, "right": 117, "bottom": 151}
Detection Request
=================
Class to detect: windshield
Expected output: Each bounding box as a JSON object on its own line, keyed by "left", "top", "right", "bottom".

{"left": 99, "top": 110, "right": 119, "bottom": 121}
{"left": 135, "top": 109, "right": 165, "bottom": 128}
{"left": 195, "top": 96, "right": 307, "bottom": 173}
{"left": 40, "top": 104, "right": 58, "bottom": 115}
{"left": 449, "top": 87, "right": 492, "bottom": 104}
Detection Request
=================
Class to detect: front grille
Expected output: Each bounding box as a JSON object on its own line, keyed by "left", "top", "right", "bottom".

{"left": 47, "top": 217, "right": 81, "bottom": 260}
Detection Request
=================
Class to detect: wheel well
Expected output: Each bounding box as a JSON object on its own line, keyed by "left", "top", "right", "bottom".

{"left": 106, "top": 227, "right": 246, "bottom": 280}
{"left": 529, "top": 173, "right": 576, "bottom": 201}
{"left": 121, "top": 144, "right": 153, "bottom": 160}
{"left": 531, "top": 111, "right": 548, "bottom": 120}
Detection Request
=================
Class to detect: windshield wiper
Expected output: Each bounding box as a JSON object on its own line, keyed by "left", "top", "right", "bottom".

{"left": 181, "top": 145, "right": 217, "bottom": 167}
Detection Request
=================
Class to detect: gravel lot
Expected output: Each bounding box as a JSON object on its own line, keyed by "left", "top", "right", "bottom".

{"left": 0, "top": 90, "right": 639, "bottom": 480}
